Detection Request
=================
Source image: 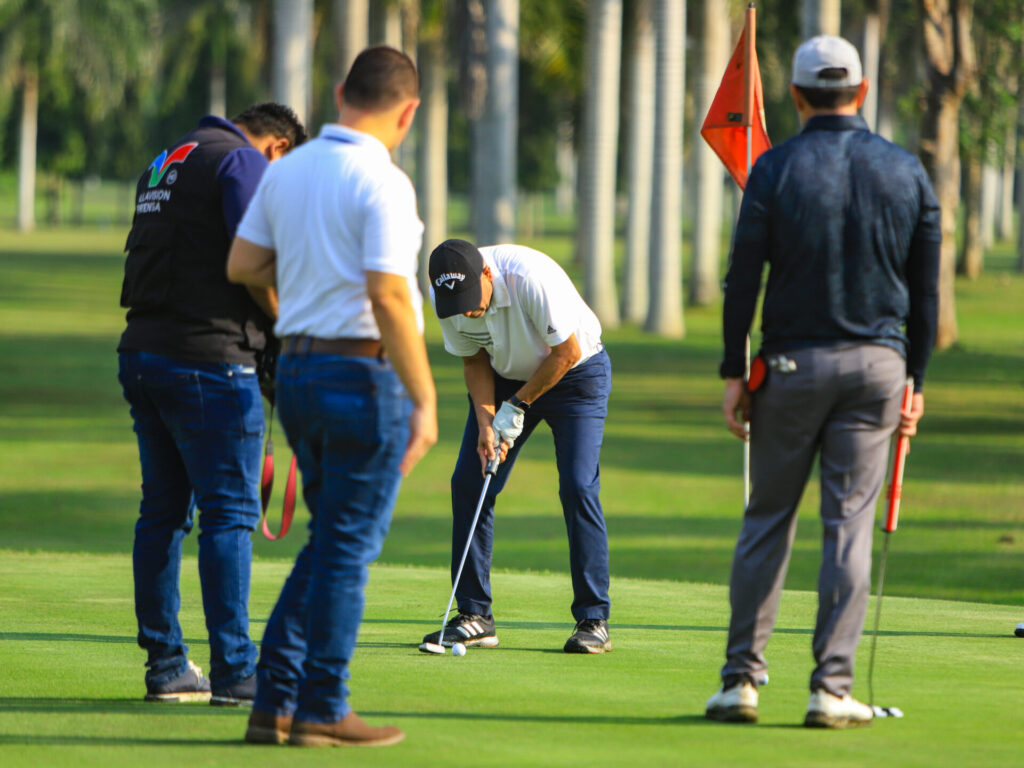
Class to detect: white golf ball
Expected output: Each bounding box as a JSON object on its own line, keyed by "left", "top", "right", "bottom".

{"left": 451, "top": 642, "right": 466, "bottom": 656}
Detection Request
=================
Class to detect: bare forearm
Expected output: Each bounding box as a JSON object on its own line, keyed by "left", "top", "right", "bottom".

{"left": 227, "top": 237, "right": 277, "bottom": 287}
{"left": 368, "top": 276, "right": 436, "bottom": 410}
{"left": 463, "top": 352, "right": 497, "bottom": 427}
{"left": 515, "top": 336, "right": 581, "bottom": 404}
{"left": 246, "top": 286, "right": 278, "bottom": 320}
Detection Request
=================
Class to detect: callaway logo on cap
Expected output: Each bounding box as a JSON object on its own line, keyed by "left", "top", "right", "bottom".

{"left": 434, "top": 272, "right": 466, "bottom": 291}
{"left": 428, "top": 239, "right": 485, "bottom": 319}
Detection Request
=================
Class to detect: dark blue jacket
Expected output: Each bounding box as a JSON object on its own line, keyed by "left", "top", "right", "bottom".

{"left": 721, "top": 114, "right": 941, "bottom": 389}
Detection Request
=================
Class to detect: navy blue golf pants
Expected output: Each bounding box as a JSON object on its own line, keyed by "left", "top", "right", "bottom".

{"left": 451, "top": 348, "right": 612, "bottom": 622}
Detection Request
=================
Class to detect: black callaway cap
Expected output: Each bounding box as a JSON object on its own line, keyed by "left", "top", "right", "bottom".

{"left": 429, "top": 239, "right": 484, "bottom": 319}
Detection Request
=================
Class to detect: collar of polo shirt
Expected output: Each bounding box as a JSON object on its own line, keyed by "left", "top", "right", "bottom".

{"left": 319, "top": 124, "right": 391, "bottom": 163}
{"left": 481, "top": 252, "right": 511, "bottom": 313}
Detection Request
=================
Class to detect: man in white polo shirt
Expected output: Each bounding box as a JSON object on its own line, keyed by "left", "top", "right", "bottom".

{"left": 419, "top": 238, "right": 613, "bottom": 654}
{"left": 227, "top": 47, "right": 437, "bottom": 747}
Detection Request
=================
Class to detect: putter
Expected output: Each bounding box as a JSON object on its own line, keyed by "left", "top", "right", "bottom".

{"left": 867, "top": 378, "right": 914, "bottom": 718}
{"left": 420, "top": 451, "right": 502, "bottom": 655}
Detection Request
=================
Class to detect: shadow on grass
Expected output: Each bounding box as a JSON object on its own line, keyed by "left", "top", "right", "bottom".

{"left": 0, "top": 736, "right": 243, "bottom": 747}
{"left": 356, "top": 618, "right": 1009, "bottom": 640}
{"left": 360, "top": 710, "right": 706, "bottom": 726}
{"left": 0, "top": 632, "right": 135, "bottom": 643}
{"left": 0, "top": 697, "right": 239, "bottom": 717}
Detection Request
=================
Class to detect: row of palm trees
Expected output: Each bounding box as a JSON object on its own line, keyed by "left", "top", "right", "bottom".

{"left": 4, "top": 0, "right": 1019, "bottom": 346}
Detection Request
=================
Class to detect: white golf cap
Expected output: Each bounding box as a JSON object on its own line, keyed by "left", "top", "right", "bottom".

{"left": 792, "top": 35, "right": 863, "bottom": 88}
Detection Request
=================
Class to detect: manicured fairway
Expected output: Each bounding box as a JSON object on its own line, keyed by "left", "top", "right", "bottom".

{"left": 0, "top": 551, "right": 1020, "bottom": 768}
{"left": 0, "top": 228, "right": 1022, "bottom": 766}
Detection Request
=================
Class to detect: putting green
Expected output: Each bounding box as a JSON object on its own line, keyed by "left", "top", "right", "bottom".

{"left": 0, "top": 551, "right": 1018, "bottom": 767}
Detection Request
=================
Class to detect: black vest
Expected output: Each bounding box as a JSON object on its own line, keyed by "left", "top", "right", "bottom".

{"left": 118, "top": 123, "right": 271, "bottom": 365}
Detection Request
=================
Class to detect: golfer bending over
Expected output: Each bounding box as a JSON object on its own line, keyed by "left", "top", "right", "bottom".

{"left": 420, "top": 239, "right": 613, "bottom": 654}
{"left": 706, "top": 36, "right": 940, "bottom": 728}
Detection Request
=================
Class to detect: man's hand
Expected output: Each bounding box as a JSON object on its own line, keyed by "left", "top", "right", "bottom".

{"left": 899, "top": 392, "right": 924, "bottom": 438}
{"left": 400, "top": 402, "right": 438, "bottom": 476}
{"left": 476, "top": 424, "right": 509, "bottom": 474}
{"left": 722, "top": 378, "right": 751, "bottom": 441}
{"left": 493, "top": 400, "right": 525, "bottom": 447}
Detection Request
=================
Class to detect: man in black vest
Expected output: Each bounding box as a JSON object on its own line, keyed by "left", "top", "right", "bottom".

{"left": 118, "top": 103, "right": 306, "bottom": 706}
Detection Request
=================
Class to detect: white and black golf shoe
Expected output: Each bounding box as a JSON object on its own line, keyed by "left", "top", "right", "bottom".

{"left": 563, "top": 618, "right": 612, "bottom": 654}
{"left": 419, "top": 612, "right": 499, "bottom": 651}
{"left": 705, "top": 681, "right": 759, "bottom": 723}
{"left": 804, "top": 689, "right": 873, "bottom": 729}
{"left": 1015, "top": 622, "right": 1024, "bottom": 638}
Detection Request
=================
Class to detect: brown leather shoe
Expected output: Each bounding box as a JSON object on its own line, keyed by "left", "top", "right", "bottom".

{"left": 244, "top": 709, "right": 293, "bottom": 745}
{"left": 288, "top": 711, "right": 405, "bottom": 747}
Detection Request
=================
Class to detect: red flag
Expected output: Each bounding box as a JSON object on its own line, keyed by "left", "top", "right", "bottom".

{"left": 700, "top": 5, "right": 771, "bottom": 190}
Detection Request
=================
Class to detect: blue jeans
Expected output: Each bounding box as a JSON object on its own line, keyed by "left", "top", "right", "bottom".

{"left": 118, "top": 350, "right": 262, "bottom": 689}
{"left": 253, "top": 353, "right": 410, "bottom": 723}
{"left": 451, "top": 348, "right": 612, "bottom": 621}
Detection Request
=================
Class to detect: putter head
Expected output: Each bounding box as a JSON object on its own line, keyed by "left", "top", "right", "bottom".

{"left": 418, "top": 641, "right": 447, "bottom": 655}
{"left": 872, "top": 705, "right": 904, "bottom": 719}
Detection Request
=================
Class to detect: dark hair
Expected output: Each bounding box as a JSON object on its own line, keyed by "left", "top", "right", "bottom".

{"left": 342, "top": 46, "right": 419, "bottom": 111}
{"left": 232, "top": 102, "right": 308, "bottom": 150}
{"left": 794, "top": 84, "right": 860, "bottom": 109}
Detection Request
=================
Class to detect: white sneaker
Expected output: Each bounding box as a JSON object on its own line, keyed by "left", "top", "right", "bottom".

{"left": 1014, "top": 622, "right": 1024, "bottom": 638}
{"left": 705, "top": 681, "right": 758, "bottom": 723}
{"left": 804, "top": 689, "right": 873, "bottom": 729}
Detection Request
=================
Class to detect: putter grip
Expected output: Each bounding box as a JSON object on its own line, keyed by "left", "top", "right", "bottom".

{"left": 485, "top": 454, "right": 500, "bottom": 476}
{"left": 884, "top": 379, "right": 915, "bottom": 533}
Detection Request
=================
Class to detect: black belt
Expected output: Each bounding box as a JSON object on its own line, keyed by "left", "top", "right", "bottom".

{"left": 282, "top": 335, "right": 386, "bottom": 359}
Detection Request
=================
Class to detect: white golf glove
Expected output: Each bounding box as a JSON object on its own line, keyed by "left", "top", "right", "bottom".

{"left": 492, "top": 400, "right": 525, "bottom": 448}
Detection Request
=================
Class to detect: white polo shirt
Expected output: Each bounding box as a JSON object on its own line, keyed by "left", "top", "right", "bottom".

{"left": 434, "top": 245, "right": 603, "bottom": 381}
{"left": 237, "top": 123, "right": 424, "bottom": 338}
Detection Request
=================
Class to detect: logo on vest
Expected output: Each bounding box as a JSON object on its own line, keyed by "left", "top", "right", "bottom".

{"left": 147, "top": 142, "right": 199, "bottom": 188}
{"left": 434, "top": 272, "right": 466, "bottom": 291}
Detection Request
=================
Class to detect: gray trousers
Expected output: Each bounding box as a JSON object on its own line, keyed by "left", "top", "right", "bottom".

{"left": 721, "top": 343, "right": 905, "bottom": 696}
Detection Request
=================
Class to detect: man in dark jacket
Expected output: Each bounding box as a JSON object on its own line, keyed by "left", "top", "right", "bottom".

{"left": 705, "top": 36, "right": 940, "bottom": 729}
{"left": 118, "top": 103, "right": 305, "bottom": 706}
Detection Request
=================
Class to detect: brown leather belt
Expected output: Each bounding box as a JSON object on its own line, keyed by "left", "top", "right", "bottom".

{"left": 282, "top": 335, "right": 386, "bottom": 359}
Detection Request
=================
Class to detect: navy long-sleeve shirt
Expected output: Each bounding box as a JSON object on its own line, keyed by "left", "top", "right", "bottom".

{"left": 721, "top": 114, "right": 941, "bottom": 390}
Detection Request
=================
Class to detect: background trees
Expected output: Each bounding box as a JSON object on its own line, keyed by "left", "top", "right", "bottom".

{"left": 1, "top": 0, "right": 1022, "bottom": 344}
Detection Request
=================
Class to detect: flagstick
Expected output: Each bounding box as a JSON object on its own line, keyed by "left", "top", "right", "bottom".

{"left": 741, "top": 2, "right": 756, "bottom": 508}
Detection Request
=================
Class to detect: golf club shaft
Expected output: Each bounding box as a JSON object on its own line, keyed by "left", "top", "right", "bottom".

{"left": 438, "top": 455, "right": 500, "bottom": 644}
{"left": 867, "top": 530, "right": 891, "bottom": 707}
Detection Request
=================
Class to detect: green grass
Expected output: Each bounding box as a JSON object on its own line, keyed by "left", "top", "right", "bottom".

{"left": 1, "top": 551, "right": 1021, "bottom": 768}
{"left": 0, "top": 227, "right": 1022, "bottom": 766}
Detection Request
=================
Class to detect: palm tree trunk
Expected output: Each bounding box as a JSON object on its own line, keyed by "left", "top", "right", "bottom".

{"left": 273, "top": 0, "right": 314, "bottom": 124}
{"left": 210, "top": 4, "right": 228, "bottom": 116}
{"left": 958, "top": 150, "right": 982, "bottom": 279}
{"left": 417, "top": 32, "right": 448, "bottom": 293}
{"left": 980, "top": 163, "right": 998, "bottom": 250}
{"left": 554, "top": 119, "right": 575, "bottom": 217}
{"left": 335, "top": 0, "right": 369, "bottom": 78}
{"left": 578, "top": 0, "right": 622, "bottom": 328}
{"left": 998, "top": 97, "right": 1016, "bottom": 242}
{"left": 646, "top": 0, "right": 685, "bottom": 338}
{"left": 17, "top": 67, "right": 38, "bottom": 233}
{"left": 622, "top": 0, "right": 655, "bottom": 324}
{"left": 473, "top": 0, "right": 518, "bottom": 246}
{"left": 803, "top": 0, "right": 841, "bottom": 37}
{"left": 691, "top": 0, "right": 728, "bottom": 307}
{"left": 1017, "top": 85, "right": 1024, "bottom": 271}
{"left": 918, "top": 0, "right": 975, "bottom": 349}
{"left": 370, "top": 0, "right": 403, "bottom": 46}
{"left": 861, "top": 11, "right": 881, "bottom": 131}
